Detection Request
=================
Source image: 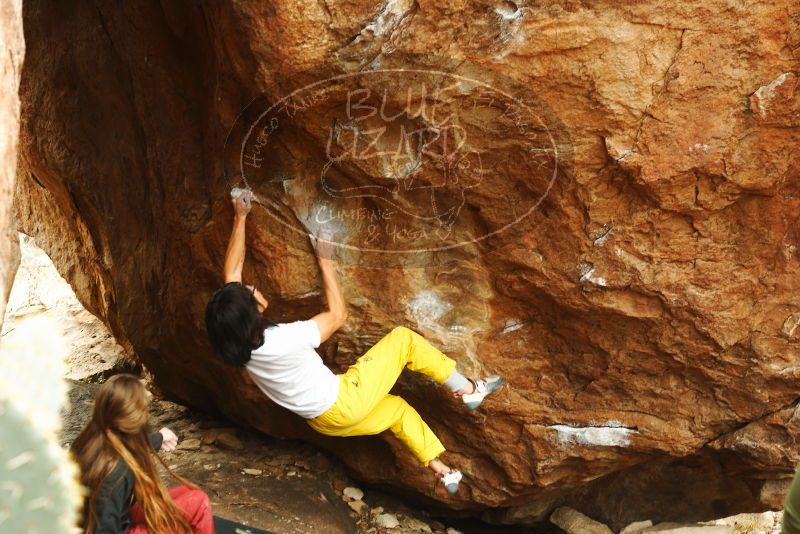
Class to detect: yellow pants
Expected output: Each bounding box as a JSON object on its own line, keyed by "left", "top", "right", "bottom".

{"left": 307, "top": 326, "right": 456, "bottom": 466}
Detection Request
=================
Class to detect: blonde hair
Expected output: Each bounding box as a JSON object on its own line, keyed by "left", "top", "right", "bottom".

{"left": 70, "top": 374, "right": 196, "bottom": 534}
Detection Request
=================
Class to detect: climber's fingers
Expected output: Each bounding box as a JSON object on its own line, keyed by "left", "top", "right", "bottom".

{"left": 231, "top": 187, "right": 253, "bottom": 216}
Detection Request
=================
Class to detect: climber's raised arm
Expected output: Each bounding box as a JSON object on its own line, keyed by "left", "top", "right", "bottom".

{"left": 223, "top": 190, "right": 253, "bottom": 284}
{"left": 310, "top": 235, "right": 347, "bottom": 343}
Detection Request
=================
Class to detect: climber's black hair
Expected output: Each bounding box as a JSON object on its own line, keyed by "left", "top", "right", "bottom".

{"left": 205, "top": 282, "right": 275, "bottom": 367}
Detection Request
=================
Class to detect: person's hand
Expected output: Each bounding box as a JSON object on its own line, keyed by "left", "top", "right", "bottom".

{"left": 159, "top": 427, "right": 179, "bottom": 452}
{"left": 231, "top": 187, "right": 253, "bottom": 218}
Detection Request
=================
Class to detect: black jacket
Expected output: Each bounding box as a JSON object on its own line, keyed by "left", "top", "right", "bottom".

{"left": 93, "top": 432, "right": 163, "bottom": 534}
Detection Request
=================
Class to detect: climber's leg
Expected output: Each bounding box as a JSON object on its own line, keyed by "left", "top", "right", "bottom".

{"left": 351, "top": 327, "right": 502, "bottom": 409}
{"left": 320, "top": 326, "right": 457, "bottom": 425}
{"left": 306, "top": 328, "right": 470, "bottom": 491}
{"left": 332, "top": 393, "right": 446, "bottom": 467}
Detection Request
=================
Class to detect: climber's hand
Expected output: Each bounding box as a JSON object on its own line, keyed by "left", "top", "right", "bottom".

{"left": 231, "top": 187, "right": 253, "bottom": 218}
{"left": 159, "top": 427, "right": 179, "bottom": 452}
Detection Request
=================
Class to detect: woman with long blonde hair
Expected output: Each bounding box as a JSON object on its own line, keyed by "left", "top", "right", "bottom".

{"left": 70, "top": 374, "right": 213, "bottom": 533}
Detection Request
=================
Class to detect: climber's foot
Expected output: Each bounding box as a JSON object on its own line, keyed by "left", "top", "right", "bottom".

{"left": 431, "top": 464, "right": 463, "bottom": 494}
{"left": 440, "top": 469, "right": 462, "bottom": 494}
{"left": 429, "top": 458, "right": 462, "bottom": 493}
{"left": 460, "top": 375, "right": 504, "bottom": 410}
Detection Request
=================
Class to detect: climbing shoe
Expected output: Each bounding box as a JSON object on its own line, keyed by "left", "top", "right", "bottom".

{"left": 439, "top": 469, "right": 463, "bottom": 494}
{"left": 462, "top": 375, "right": 504, "bottom": 411}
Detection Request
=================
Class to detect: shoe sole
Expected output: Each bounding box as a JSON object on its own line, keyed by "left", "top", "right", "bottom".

{"left": 463, "top": 375, "right": 504, "bottom": 411}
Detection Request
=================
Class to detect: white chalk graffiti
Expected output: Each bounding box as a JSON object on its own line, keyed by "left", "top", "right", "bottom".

{"left": 319, "top": 86, "right": 485, "bottom": 240}
{"left": 231, "top": 67, "right": 567, "bottom": 257}
{"left": 551, "top": 423, "right": 637, "bottom": 447}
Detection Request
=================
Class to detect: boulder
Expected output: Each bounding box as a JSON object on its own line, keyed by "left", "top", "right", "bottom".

{"left": 12, "top": 0, "right": 800, "bottom": 528}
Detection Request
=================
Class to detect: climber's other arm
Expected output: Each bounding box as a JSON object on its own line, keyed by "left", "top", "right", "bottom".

{"left": 310, "top": 235, "right": 347, "bottom": 343}
{"left": 223, "top": 191, "right": 252, "bottom": 284}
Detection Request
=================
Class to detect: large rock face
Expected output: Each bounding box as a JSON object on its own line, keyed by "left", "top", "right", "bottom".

{"left": 0, "top": 0, "right": 23, "bottom": 329}
{"left": 15, "top": 0, "right": 800, "bottom": 528}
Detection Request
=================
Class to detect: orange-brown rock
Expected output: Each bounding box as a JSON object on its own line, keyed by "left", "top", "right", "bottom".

{"left": 14, "top": 0, "right": 800, "bottom": 528}
{"left": 0, "top": 0, "right": 23, "bottom": 329}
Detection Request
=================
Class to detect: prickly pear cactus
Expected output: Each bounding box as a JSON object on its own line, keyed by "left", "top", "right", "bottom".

{"left": 0, "top": 313, "right": 81, "bottom": 532}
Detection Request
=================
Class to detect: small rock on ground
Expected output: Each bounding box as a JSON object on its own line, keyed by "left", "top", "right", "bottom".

{"left": 375, "top": 513, "right": 400, "bottom": 529}
{"left": 347, "top": 500, "right": 369, "bottom": 514}
{"left": 550, "top": 507, "right": 613, "bottom": 534}
{"left": 711, "top": 511, "right": 780, "bottom": 530}
{"left": 176, "top": 438, "right": 201, "bottom": 451}
{"left": 404, "top": 517, "right": 433, "bottom": 532}
{"left": 343, "top": 486, "right": 364, "bottom": 501}
{"left": 621, "top": 520, "right": 654, "bottom": 534}
{"left": 215, "top": 431, "right": 243, "bottom": 450}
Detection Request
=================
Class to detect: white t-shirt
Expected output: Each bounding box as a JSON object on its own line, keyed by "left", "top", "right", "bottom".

{"left": 245, "top": 320, "right": 339, "bottom": 419}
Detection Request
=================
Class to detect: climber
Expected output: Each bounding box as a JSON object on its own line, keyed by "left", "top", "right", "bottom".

{"left": 70, "top": 374, "right": 213, "bottom": 534}
{"left": 204, "top": 187, "right": 504, "bottom": 493}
